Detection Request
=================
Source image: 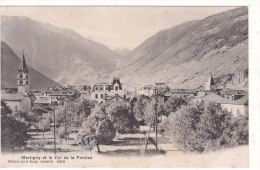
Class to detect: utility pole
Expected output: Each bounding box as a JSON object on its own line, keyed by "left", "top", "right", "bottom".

{"left": 154, "top": 87, "right": 158, "bottom": 151}
{"left": 53, "top": 110, "right": 56, "bottom": 155}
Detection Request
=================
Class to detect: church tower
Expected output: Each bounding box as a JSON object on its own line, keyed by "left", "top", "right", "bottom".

{"left": 205, "top": 75, "right": 216, "bottom": 91}
{"left": 17, "top": 52, "right": 29, "bottom": 94}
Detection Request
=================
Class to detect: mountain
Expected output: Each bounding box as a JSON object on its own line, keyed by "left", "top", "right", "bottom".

{"left": 1, "top": 16, "right": 120, "bottom": 85}
{"left": 1, "top": 41, "right": 59, "bottom": 91}
{"left": 119, "top": 7, "right": 248, "bottom": 90}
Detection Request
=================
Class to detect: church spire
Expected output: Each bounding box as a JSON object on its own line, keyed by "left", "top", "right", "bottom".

{"left": 19, "top": 51, "right": 29, "bottom": 73}
{"left": 209, "top": 74, "right": 215, "bottom": 85}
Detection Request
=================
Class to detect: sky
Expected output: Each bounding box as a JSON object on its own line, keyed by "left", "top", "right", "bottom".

{"left": 1, "top": 6, "right": 237, "bottom": 50}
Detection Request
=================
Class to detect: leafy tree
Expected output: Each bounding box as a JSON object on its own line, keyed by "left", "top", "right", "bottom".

{"left": 106, "top": 100, "right": 139, "bottom": 133}
{"left": 1, "top": 101, "right": 12, "bottom": 116}
{"left": 160, "top": 99, "right": 248, "bottom": 153}
{"left": 36, "top": 113, "right": 52, "bottom": 138}
{"left": 133, "top": 96, "right": 152, "bottom": 123}
{"left": 1, "top": 102, "right": 30, "bottom": 152}
{"left": 163, "top": 96, "right": 188, "bottom": 116}
{"left": 77, "top": 105, "right": 116, "bottom": 152}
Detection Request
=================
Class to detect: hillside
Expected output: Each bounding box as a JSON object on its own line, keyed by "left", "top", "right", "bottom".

{"left": 119, "top": 7, "right": 248, "bottom": 90}
{"left": 1, "top": 42, "right": 59, "bottom": 91}
{"left": 1, "top": 16, "right": 120, "bottom": 85}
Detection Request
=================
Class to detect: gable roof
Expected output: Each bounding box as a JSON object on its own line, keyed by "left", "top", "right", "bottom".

{"left": 1, "top": 93, "right": 24, "bottom": 101}
{"left": 201, "top": 92, "right": 248, "bottom": 105}
{"left": 201, "top": 92, "right": 224, "bottom": 103}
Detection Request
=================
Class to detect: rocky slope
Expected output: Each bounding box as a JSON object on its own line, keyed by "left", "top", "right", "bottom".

{"left": 1, "top": 16, "right": 120, "bottom": 85}
{"left": 119, "top": 7, "right": 248, "bottom": 90}
{"left": 1, "top": 42, "right": 59, "bottom": 91}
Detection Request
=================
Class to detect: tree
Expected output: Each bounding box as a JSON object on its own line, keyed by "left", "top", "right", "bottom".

{"left": 1, "top": 102, "right": 30, "bottom": 152}
{"left": 163, "top": 96, "right": 188, "bottom": 116}
{"left": 106, "top": 100, "right": 139, "bottom": 133}
{"left": 37, "top": 113, "right": 52, "bottom": 138}
{"left": 77, "top": 104, "right": 116, "bottom": 152}
{"left": 159, "top": 99, "right": 247, "bottom": 153}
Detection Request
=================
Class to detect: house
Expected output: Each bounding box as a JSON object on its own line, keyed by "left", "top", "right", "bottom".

{"left": 1, "top": 93, "right": 32, "bottom": 112}
{"left": 137, "top": 85, "right": 154, "bottom": 97}
{"left": 200, "top": 92, "right": 248, "bottom": 116}
{"left": 1, "top": 53, "right": 32, "bottom": 112}
{"left": 91, "top": 77, "right": 126, "bottom": 103}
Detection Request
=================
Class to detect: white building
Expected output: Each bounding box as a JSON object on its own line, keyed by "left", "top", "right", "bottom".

{"left": 91, "top": 77, "right": 126, "bottom": 103}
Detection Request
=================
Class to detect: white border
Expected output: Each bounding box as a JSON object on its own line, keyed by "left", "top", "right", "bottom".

{"left": 1, "top": 0, "right": 260, "bottom": 170}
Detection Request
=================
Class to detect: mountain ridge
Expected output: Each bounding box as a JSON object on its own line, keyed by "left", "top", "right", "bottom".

{"left": 1, "top": 15, "right": 120, "bottom": 85}
{"left": 1, "top": 41, "right": 59, "bottom": 91}
{"left": 118, "top": 7, "right": 248, "bottom": 90}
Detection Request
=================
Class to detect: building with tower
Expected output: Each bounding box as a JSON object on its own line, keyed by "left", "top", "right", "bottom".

{"left": 1, "top": 52, "right": 32, "bottom": 112}
{"left": 17, "top": 53, "right": 30, "bottom": 94}
{"left": 91, "top": 77, "right": 127, "bottom": 103}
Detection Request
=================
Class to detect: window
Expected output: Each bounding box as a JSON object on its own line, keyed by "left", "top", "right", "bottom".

{"left": 115, "top": 86, "right": 118, "bottom": 91}
{"left": 95, "top": 87, "right": 98, "bottom": 91}
{"left": 101, "top": 87, "right": 103, "bottom": 91}
{"left": 20, "top": 74, "right": 23, "bottom": 78}
{"left": 26, "top": 75, "right": 28, "bottom": 79}
{"left": 26, "top": 81, "right": 28, "bottom": 85}
{"left": 95, "top": 94, "right": 98, "bottom": 99}
{"left": 101, "top": 94, "right": 103, "bottom": 98}
{"left": 20, "top": 80, "right": 23, "bottom": 85}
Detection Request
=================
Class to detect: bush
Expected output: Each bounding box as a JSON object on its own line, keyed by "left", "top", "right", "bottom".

{"left": 160, "top": 99, "right": 248, "bottom": 153}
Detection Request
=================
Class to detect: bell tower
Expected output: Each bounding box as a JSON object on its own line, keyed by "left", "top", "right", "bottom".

{"left": 17, "top": 52, "right": 29, "bottom": 94}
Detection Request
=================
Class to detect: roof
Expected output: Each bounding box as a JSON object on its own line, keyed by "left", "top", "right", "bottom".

{"left": 34, "top": 97, "right": 50, "bottom": 104}
{"left": 218, "top": 88, "right": 247, "bottom": 95}
{"left": 47, "top": 90, "right": 74, "bottom": 96}
{"left": 221, "top": 95, "right": 248, "bottom": 105}
{"left": 170, "top": 89, "right": 197, "bottom": 94}
{"left": 201, "top": 93, "right": 225, "bottom": 103}
{"left": 18, "top": 52, "right": 29, "bottom": 73}
{"left": 201, "top": 92, "right": 248, "bottom": 105}
{"left": 1, "top": 93, "right": 24, "bottom": 101}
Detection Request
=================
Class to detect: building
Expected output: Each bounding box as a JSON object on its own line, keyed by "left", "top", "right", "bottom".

{"left": 33, "top": 89, "right": 75, "bottom": 105}
{"left": 200, "top": 92, "right": 248, "bottom": 116}
{"left": 91, "top": 77, "right": 126, "bottom": 103}
{"left": 1, "top": 53, "right": 32, "bottom": 112}
{"left": 169, "top": 89, "right": 197, "bottom": 98}
{"left": 137, "top": 85, "right": 154, "bottom": 96}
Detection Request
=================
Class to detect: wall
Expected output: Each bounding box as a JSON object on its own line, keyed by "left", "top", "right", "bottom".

{"left": 221, "top": 103, "right": 246, "bottom": 117}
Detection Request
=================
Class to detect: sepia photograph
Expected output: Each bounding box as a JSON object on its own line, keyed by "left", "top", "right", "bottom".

{"left": 0, "top": 1, "right": 258, "bottom": 168}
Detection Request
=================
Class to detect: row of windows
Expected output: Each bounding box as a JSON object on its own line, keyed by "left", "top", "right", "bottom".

{"left": 95, "top": 94, "right": 104, "bottom": 99}
{"left": 94, "top": 86, "right": 120, "bottom": 91}
{"left": 18, "top": 80, "right": 29, "bottom": 85}
{"left": 19, "top": 74, "right": 28, "bottom": 79}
